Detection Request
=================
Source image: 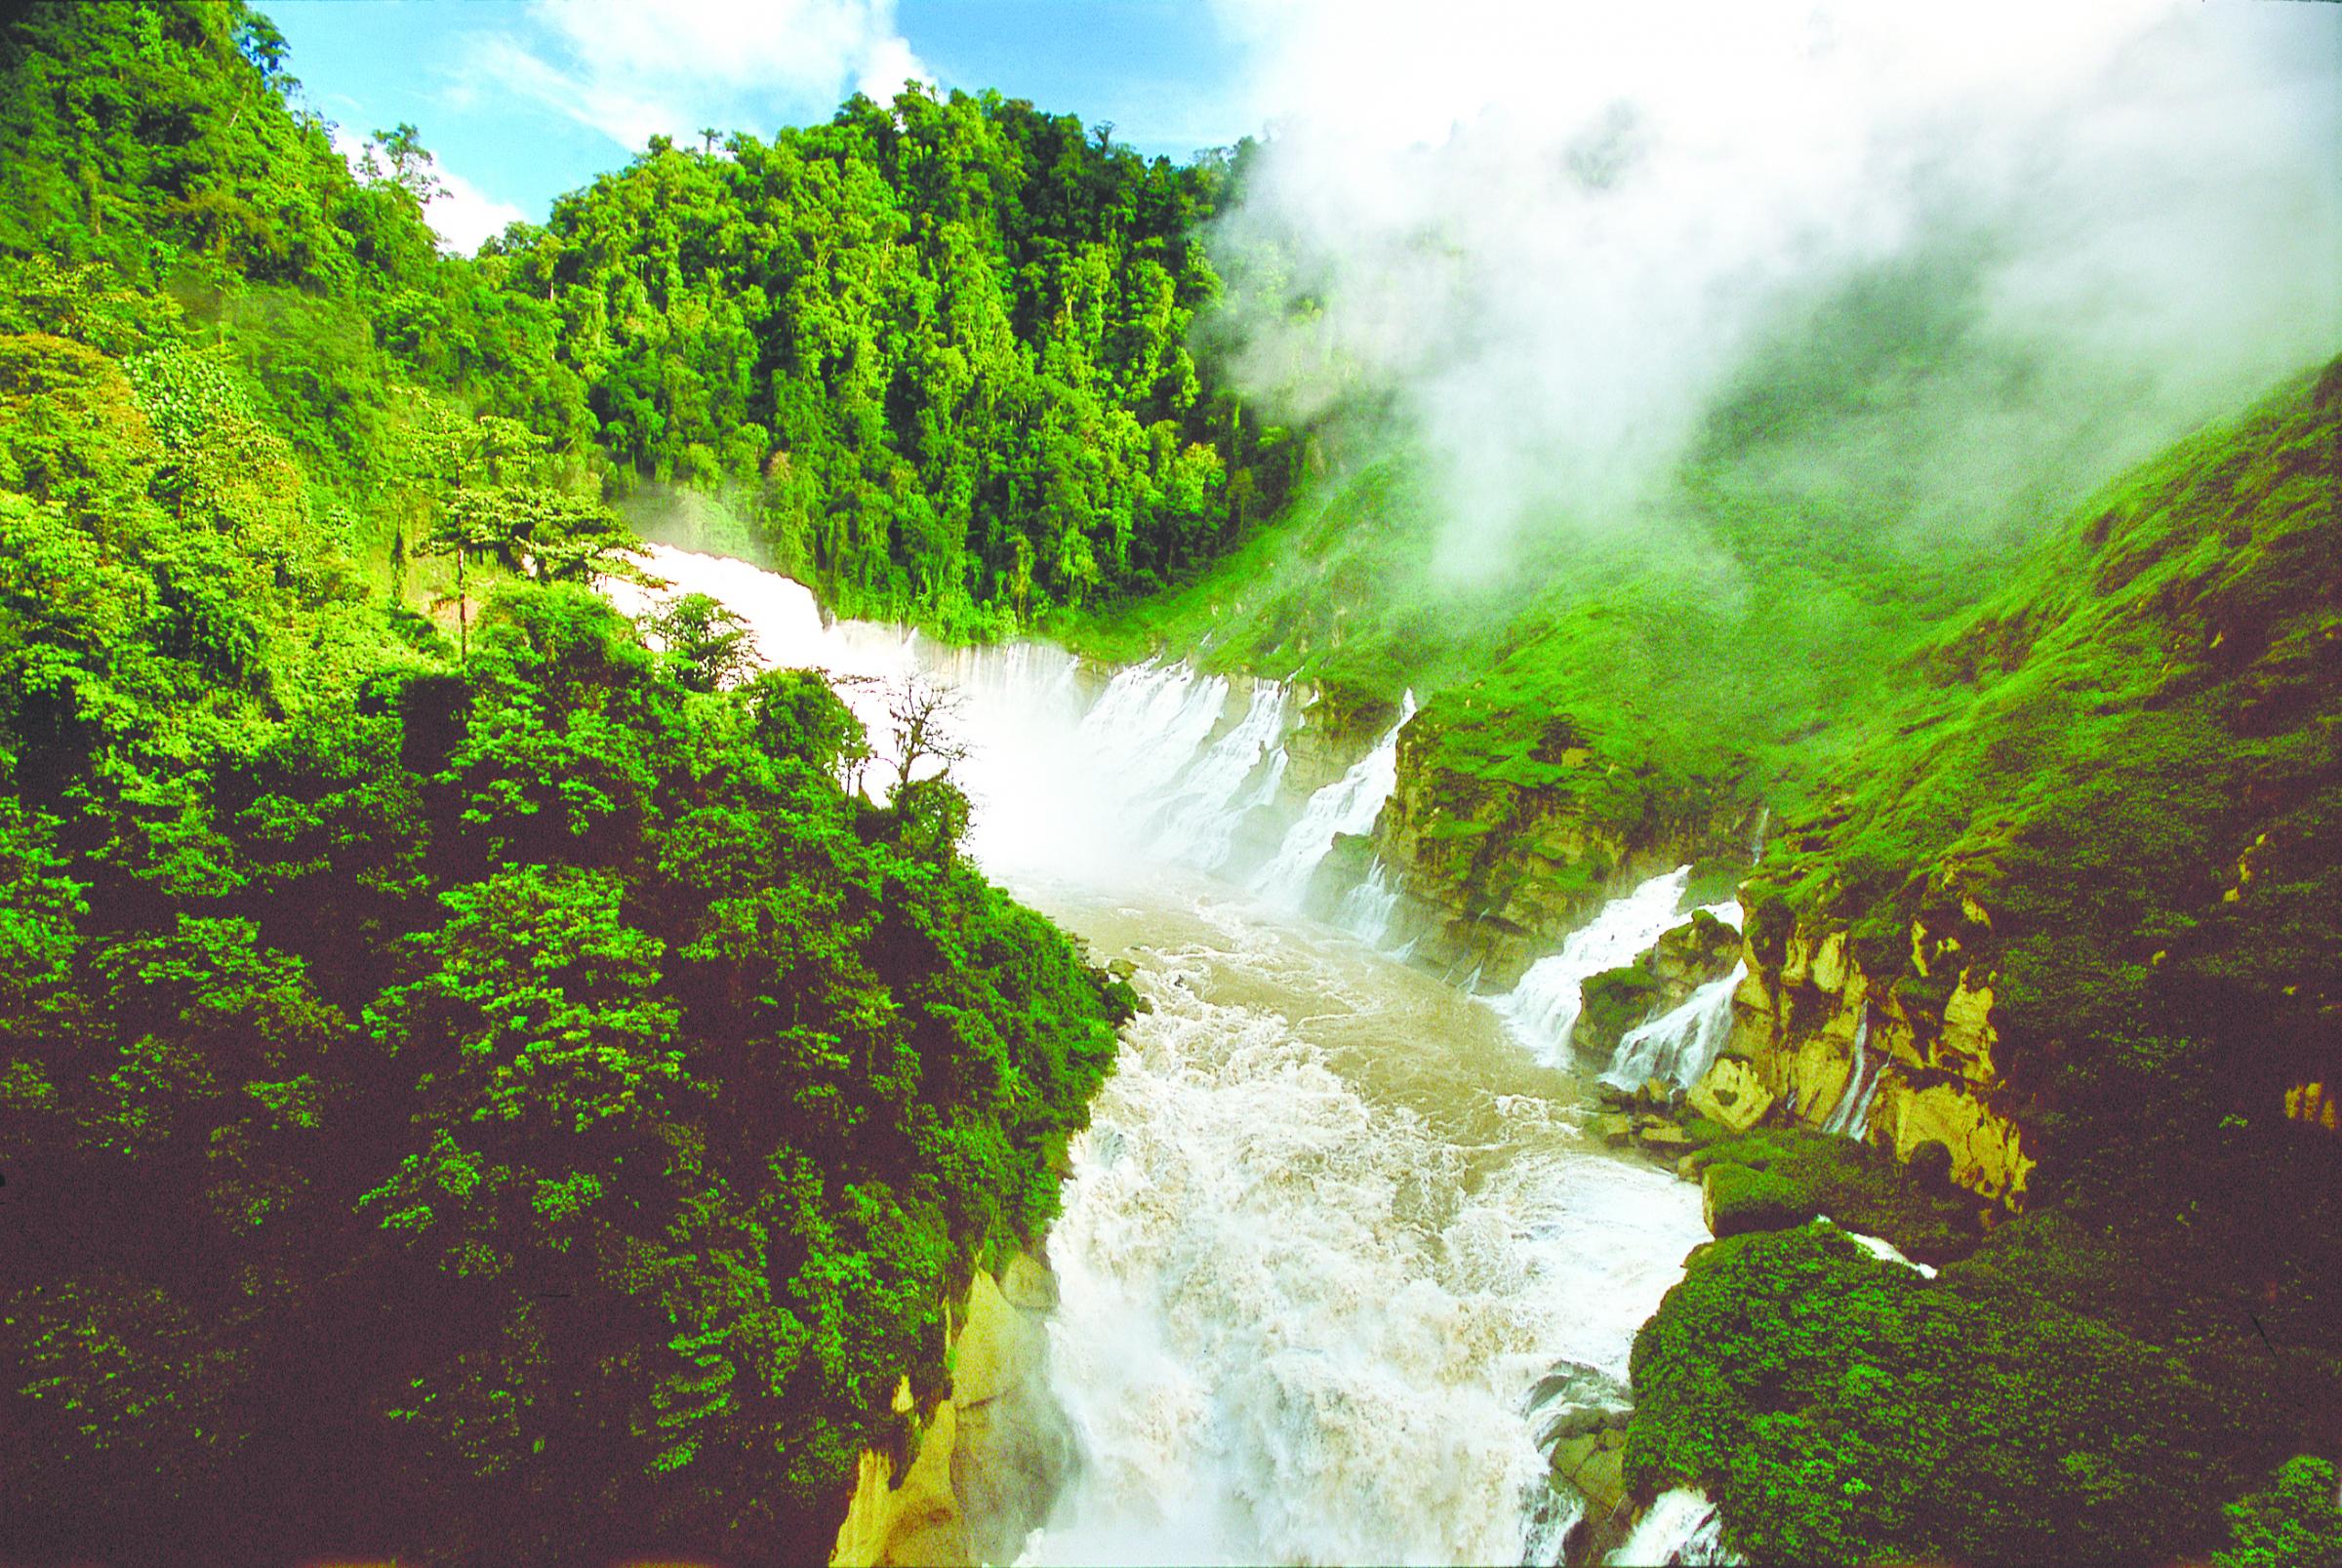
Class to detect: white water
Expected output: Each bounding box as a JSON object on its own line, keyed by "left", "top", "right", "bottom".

{"left": 1820, "top": 1005, "right": 1886, "bottom": 1141}
{"left": 1336, "top": 859, "right": 1403, "bottom": 948}
{"left": 1252, "top": 692, "right": 1419, "bottom": 908}
{"left": 1491, "top": 869, "right": 1694, "bottom": 1065}
{"left": 1608, "top": 1488, "right": 1735, "bottom": 1565}
{"left": 607, "top": 548, "right": 1714, "bottom": 1565}
{"left": 1600, "top": 961, "right": 1748, "bottom": 1094}
{"left": 1149, "top": 680, "right": 1290, "bottom": 872}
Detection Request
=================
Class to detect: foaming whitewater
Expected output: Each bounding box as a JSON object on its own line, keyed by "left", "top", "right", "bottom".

{"left": 1021, "top": 898, "right": 1708, "bottom": 1566}
{"left": 604, "top": 550, "right": 1714, "bottom": 1564}
{"left": 1252, "top": 692, "right": 1419, "bottom": 908}
{"left": 1609, "top": 1489, "right": 1734, "bottom": 1565}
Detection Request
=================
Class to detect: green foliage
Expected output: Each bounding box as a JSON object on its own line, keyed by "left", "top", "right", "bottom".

{"left": 2214, "top": 1457, "right": 2342, "bottom": 1568}
{"left": 0, "top": 14, "right": 1136, "bottom": 1557}
{"left": 1629, "top": 1222, "right": 2298, "bottom": 1567}
{"left": 469, "top": 82, "right": 1279, "bottom": 629}
{"left": 1687, "top": 1127, "right": 1979, "bottom": 1264}
{"left": 1701, "top": 1163, "right": 1815, "bottom": 1238}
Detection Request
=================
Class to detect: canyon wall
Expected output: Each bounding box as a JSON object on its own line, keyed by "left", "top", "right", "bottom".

{"left": 829, "top": 1252, "right": 1070, "bottom": 1568}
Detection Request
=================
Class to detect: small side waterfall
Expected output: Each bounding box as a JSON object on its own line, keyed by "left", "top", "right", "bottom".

{"left": 1491, "top": 869, "right": 1691, "bottom": 1065}
{"left": 1335, "top": 859, "right": 1402, "bottom": 947}
{"left": 1251, "top": 691, "right": 1418, "bottom": 906}
{"left": 1821, "top": 1004, "right": 1886, "bottom": 1139}
{"left": 1600, "top": 961, "right": 1747, "bottom": 1092}
{"left": 1608, "top": 1488, "right": 1734, "bottom": 1565}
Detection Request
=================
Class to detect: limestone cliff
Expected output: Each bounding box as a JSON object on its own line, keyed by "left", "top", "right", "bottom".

{"left": 828, "top": 1252, "right": 1070, "bottom": 1567}
{"left": 1367, "top": 711, "right": 1741, "bottom": 987}
{"left": 1684, "top": 910, "right": 2037, "bottom": 1210}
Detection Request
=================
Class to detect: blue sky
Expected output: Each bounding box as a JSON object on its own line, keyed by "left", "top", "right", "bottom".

{"left": 264, "top": 0, "right": 1263, "bottom": 250}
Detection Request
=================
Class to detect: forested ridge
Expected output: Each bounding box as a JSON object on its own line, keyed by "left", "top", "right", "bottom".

{"left": 0, "top": 4, "right": 1167, "bottom": 1559}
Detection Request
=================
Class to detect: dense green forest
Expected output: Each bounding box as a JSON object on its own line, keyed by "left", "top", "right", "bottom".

{"left": 0, "top": 4, "right": 1165, "bottom": 1559}
{"left": 0, "top": 0, "right": 1296, "bottom": 635}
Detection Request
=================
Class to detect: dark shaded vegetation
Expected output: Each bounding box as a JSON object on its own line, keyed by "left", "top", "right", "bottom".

{"left": 1630, "top": 1222, "right": 2320, "bottom": 1568}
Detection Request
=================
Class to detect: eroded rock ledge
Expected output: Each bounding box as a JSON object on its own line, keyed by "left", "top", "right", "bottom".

{"left": 829, "top": 1251, "right": 1070, "bottom": 1567}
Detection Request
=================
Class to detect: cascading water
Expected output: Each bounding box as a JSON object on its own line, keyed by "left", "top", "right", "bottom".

{"left": 1251, "top": 692, "right": 1419, "bottom": 908}
{"left": 1148, "top": 681, "right": 1290, "bottom": 872}
{"left": 1599, "top": 962, "right": 1748, "bottom": 1093}
{"left": 1609, "top": 1489, "right": 1732, "bottom": 1565}
{"left": 1335, "top": 859, "right": 1403, "bottom": 948}
{"left": 1492, "top": 869, "right": 1695, "bottom": 1065}
{"left": 1821, "top": 1004, "right": 1886, "bottom": 1140}
{"left": 605, "top": 549, "right": 1715, "bottom": 1564}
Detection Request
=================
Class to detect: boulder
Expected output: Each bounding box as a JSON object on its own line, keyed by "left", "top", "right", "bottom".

{"left": 1687, "top": 1057, "right": 1775, "bottom": 1132}
{"left": 1524, "top": 1359, "right": 1633, "bottom": 1452}
{"left": 1701, "top": 1162, "right": 1817, "bottom": 1238}
{"left": 1593, "top": 1112, "right": 1635, "bottom": 1147}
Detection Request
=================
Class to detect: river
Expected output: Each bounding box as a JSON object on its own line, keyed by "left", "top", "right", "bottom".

{"left": 609, "top": 546, "right": 1716, "bottom": 1566}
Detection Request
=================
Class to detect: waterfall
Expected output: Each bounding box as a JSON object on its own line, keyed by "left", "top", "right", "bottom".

{"left": 1250, "top": 691, "right": 1419, "bottom": 907}
{"left": 602, "top": 549, "right": 1721, "bottom": 1565}
{"left": 1491, "top": 869, "right": 1692, "bottom": 1065}
{"left": 1335, "top": 859, "right": 1402, "bottom": 947}
{"left": 1148, "top": 681, "right": 1290, "bottom": 872}
{"left": 1077, "top": 660, "right": 1232, "bottom": 807}
{"left": 1821, "top": 1004, "right": 1886, "bottom": 1140}
{"left": 1600, "top": 961, "right": 1747, "bottom": 1092}
{"left": 1608, "top": 1488, "right": 1735, "bottom": 1565}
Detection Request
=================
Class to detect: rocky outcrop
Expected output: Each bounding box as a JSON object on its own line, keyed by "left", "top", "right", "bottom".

{"left": 1693, "top": 915, "right": 2038, "bottom": 1210}
{"left": 1372, "top": 721, "right": 1634, "bottom": 986}
{"left": 1279, "top": 680, "right": 1399, "bottom": 802}
{"left": 2286, "top": 1080, "right": 2339, "bottom": 1133}
{"left": 1523, "top": 1360, "right": 1637, "bottom": 1566}
{"left": 829, "top": 1252, "right": 1070, "bottom": 1567}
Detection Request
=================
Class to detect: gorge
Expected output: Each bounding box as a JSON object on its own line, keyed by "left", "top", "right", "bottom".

{"left": 1, "top": 4, "right": 2336, "bottom": 1565}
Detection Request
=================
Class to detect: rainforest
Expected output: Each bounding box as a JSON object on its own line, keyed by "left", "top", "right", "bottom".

{"left": 0, "top": 4, "right": 2336, "bottom": 1566}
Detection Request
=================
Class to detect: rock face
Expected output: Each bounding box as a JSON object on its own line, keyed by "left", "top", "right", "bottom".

{"left": 828, "top": 1251, "right": 1071, "bottom": 1567}
{"left": 1279, "top": 680, "right": 1399, "bottom": 802}
{"left": 1372, "top": 718, "right": 1636, "bottom": 986}
{"left": 1523, "top": 1360, "right": 1637, "bottom": 1566}
{"left": 1693, "top": 914, "right": 2038, "bottom": 1210}
{"left": 1686, "top": 1056, "right": 1773, "bottom": 1133}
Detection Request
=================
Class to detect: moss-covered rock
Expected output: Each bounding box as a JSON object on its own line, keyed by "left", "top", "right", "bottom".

{"left": 1701, "top": 1163, "right": 1815, "bottom": 1237}
{"left": 1574, "top": 964, "right": 1664, "bottom": 1062}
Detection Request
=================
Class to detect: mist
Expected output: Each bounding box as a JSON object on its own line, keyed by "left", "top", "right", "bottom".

{"left": 1204, "top": 0, "right": 2341, "bottom": 579}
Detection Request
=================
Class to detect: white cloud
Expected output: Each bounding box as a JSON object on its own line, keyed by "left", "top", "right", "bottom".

{"left": 427, "top": 166, "right": 529, "bottom": 254}
{"left": 326, "top": 124, "right": 529, "bottom": 256}
{"left": 1205, "top": 0, "right": 2342, "bottom": 568}
{"left": 470, "top": 0, "right": 933, "bottom": 152}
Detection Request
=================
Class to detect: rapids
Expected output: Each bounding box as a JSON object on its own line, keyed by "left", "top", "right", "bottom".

{"left": 608, "top": 547, "right": 1716, "bottom": 1565}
